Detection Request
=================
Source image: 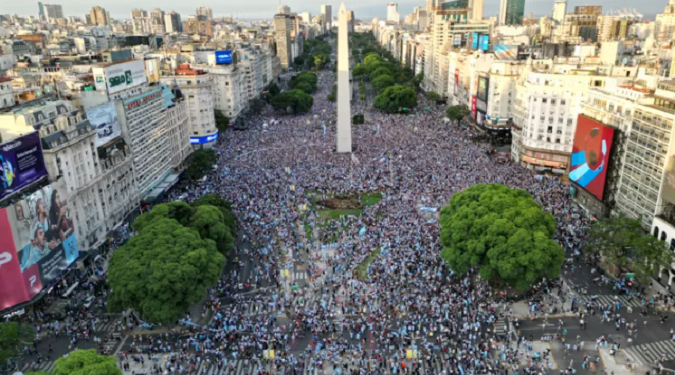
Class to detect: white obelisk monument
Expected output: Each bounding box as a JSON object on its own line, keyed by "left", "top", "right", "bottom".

{"left": 336, "top": 3, "right": 352, "bottom": 153}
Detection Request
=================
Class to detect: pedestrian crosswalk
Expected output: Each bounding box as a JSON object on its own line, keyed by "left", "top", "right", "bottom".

{"left": 293, "top": 271, "right": 308, "bottom": 281}
{"left": 581, "top": 294, "right": 643, "bottom": 308}
{"left": 95, "top": 320, "right": 124, "bottom": 332}
{"left": 234, "top": 295, "right": 327, "bottom": 316}
{"left": 624, "top": 339, "right": 675, "bottom": 367}
{"left": 22, "top": 360, "right": 56, "bottom": 373}
{"left": 494, "top": 316, "right": 508, "bottom": 337}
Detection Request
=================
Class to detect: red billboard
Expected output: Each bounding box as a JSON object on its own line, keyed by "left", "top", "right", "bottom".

{"left": 471, "top": 96, "right": 477, "bottom": 120}
{"left": 0, "top": 179, "right": 79, "bottom": 311}
{"left": 568, "top": 115, "right": 615, "bottom": 201}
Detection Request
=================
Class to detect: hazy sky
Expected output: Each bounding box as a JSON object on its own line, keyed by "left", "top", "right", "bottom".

{"left": 4, "top": 0, "right": 663, "bottom": 21}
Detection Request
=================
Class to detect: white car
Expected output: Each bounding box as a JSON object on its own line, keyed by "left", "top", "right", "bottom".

{"left": 83, "top": 296, "right": 95, "bottom": 309}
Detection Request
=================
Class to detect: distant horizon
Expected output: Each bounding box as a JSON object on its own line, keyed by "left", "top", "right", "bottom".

{"left": 4, "top": 0, "right": 663, "bottom": 23}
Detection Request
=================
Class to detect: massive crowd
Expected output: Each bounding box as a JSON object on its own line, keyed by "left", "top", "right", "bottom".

{"left": 144, "top": 64, "right": 593, "bottom": 375}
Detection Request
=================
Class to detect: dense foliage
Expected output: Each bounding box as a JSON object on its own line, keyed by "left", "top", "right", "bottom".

{"left": 586, "top": 216, "right": 672, "bottom": 285}
{"left": 0, "top": 322, "right": 34, "bottom": 366}
{"left": 214, "top": 110, "right": 230, "bottom": 133}
{"left": 373, "top": 86, "right": 418, "bottom": 113}
{"left": 187, "top": 149, "right": 218, "bottom": 181}
{"left": 371, "top": 75, "right": 396, "bottom": 94}
{"left": 439, "top": 184, "right": 564, "bottom": 291}
{"left": 289, "top": 72, "right": 318, "bottom": 93}
{"left": 52, "top": 350, "right": 122, "bottom": 375}
{"left": 446, "top": 105, "right": 469, "bottom": 125}
{"left": 271, "top": 89, "right": 314, "bottom": 114}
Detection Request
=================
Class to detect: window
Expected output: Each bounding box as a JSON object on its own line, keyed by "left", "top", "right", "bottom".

{"left": 654, "top": 226, "right": 660, "bottom": 238}
{"left": 661, "top": 232, "right": 668, "bottom": 242}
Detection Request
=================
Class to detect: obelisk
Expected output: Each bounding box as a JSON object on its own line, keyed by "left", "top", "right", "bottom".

{"left": 336, "top": 2, "right": 352, "bottom": 153}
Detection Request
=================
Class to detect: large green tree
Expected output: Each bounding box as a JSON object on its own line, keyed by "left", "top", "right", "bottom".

{"left": 107, "top": 218, "right": 225, "bottom": 323}
{"left": 369, "top": 67, "right": 393, "bottom": 81}
{"left": 352, "top": 63, "right": 367, "bottom": 78}
{"left": 373, "top": 85, "right": 418, "bottom": 113}
{"left": 0, "top": 322, "right": 34, "bottom": 366}
{"left": 289, "top": 72, "right": 318, "bottom": 92}
{"left": 440, "top": 184, "right": 564, "bottom": 291}
{"left": 446, "top": 105, "right": 469, "bottom": 126}
{"left": 214, "top": 110, "right": 230, "bottom": 133}
{"left": 371, "top": 75, "right": 396, "bottom": 94}
{"left": 133, "top": 201, "right": 194, "bottom": 232}
{"left": 191, "top": 193, "right": 236, "bottom": 237}
{"left": 586, "top": 216, "right": 672, "bottom": 285}
{"left": 52, "top": 350, "right": 122, "bottom": 375}
{"left": 271, "top": 90, "right": 314, "bottom": 114}
{"left": 187, "top": 148, "right": 218, "bottom": 181}
{"left": 190, "top": 205, "right": 235, "bottom": 255}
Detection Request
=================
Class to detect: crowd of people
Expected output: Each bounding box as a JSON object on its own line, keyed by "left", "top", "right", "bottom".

{"left": 138, "top": 59, "right": 599, "bottom": 375}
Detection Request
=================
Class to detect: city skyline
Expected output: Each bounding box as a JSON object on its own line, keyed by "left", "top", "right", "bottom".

{"left": 4, "top": 0, "right": 662, "bottom": 21}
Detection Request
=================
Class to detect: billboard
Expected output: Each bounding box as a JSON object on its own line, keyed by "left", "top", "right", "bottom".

{"left": 495, "top": 45, "right": 518, "bottom": 60}
{"left": 85, "top": 102, "right": 122, "bottom": 147}
{"left": 471, "top": 95, "right": 477, "bottom": 120}
{"left": 190, "top": 132, "right": 219, "bottom": 144}
{"left": 0, "top": 132, "right": 48, "bottom": 202}
{"left": 477, "top": 76, "right": 489, "bottom": 103}
{"left": 471, "top": 33, "right": 479, "bottom": 50}
{"left": 0, "top": 179, "right": 79, "bottom": 311}
{"left": 569, "top": 115, "right": 615, "bottom": 201}
{"left": 479, "top": 35, "right": 489, "bottom": 51}
{"left": 215, "top": 50, "right": 233, "bottom": 65}
{"left": 92, "top": 60, "right": 148, "bottom": 95}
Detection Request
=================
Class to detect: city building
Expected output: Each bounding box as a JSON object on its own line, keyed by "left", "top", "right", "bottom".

{"left": 196, "top": 6, "right": 213, "bottom": 20}
{"left": 43, "top": 4, "right": 64, "bottom": 20}
{"left": 160, "top": 64, "right": 217, "bottom": 149}
{"left": 164, "top": 86, "right": 193, "bottom": 170}
{"left": 89, "top": 6, "right": 109, "bottom": 26}
{"left": 274, "top": 14, "right": 293, "bottom": 70}
{"left": 164, "top": 11, "right": 182, "bottom": 33}
{"left": 321, "top": 5, "right": 332, "bottom": 31}
{"left": 499, "top": 0, "right": 525, "bottom": 25}
{"left": 387, "top": 3, "right": 400, "bottom": 23}
{"left": 184, "top": 19, "right": 213, "bottom": 37}
{"left": 301, "top": 12, "right": 312, "bottom": 22}
{"left": 469, "top": 0, "right": 484, "bottom": 22}
{"left": 197, "top": 56, "right": 247, "bottom": 119}
{"left": 278, "top": 5, "right": 291, "bottom": 15}
{"left": 552, "top": 0, "right": 567, "bottom": 23}
{"left": 149, "top": 8, "right": 166, "bottom": 34}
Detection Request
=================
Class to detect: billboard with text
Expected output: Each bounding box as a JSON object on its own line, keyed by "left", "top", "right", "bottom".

{"left": 0, "top": 132, "right": 48, "bottom": 202}
{"left": 92, "top": 60, "right": 148, "bottom": 95}
{"left": 569, "top": 115, "right": 615, "bottom": 201}
{"left": 0, "top": 179, "right": 79, "bottom": 311}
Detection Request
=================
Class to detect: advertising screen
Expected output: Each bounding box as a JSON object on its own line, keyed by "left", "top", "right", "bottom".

{"left": 85, "top": 102, "right": 122, "bottom": 147}
{"left": 92, "top": 60, "right": 148, "bottom": 95}
{"left": 0, "top": 179, "right": 79, "bottom": 311}
{"left": 495, "top": 45, "right": 519, "bottom": 60}
{"left": 479, "top": 35, "right": 489, "bottom": 51}
{"left": 190, "top": 132, "right": 219, "bottom": 144}
{"left": 0, "top": 132, "right": 48, "bottom": 202}
{"left": 477, "top": 76, "right": 489, "bottom": 103}
{"left": 569, "top": 115, "right": 615, "bottom": 201}
{"left": 215, "top": 50, "right": 233, "bottom": 65}
{"left": 471, "top": 33, "right": 479, "bottom": 50}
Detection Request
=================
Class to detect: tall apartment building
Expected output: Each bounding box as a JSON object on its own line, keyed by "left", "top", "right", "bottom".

{"left": 558, "top": 13, "right": 600, "bottom": 43}
{"left": 165, "top": 87, "right": 193, "bottom": 169}
{"left": 321, "top": 5, "right": 332, "bottom": 31}
{"left": 274, "top": 14, "right": 293, "bottom": 70}
{"left": 164, "top": 11, "right": 182, "bottom": 33}
{"left": 552, "top": 0, "right": 566, "bottom": 23}
{"left": 499, "top": 0, "right": 525, "bottom": 25}
{"left": 149, "top": 8, "right": 166, "bottom": 34}
{"left": 160, "top": 65, "right": 217, "bottom": 149}
{"left": 596, "top": 15, "right": 634, "bottom": 43}
{"left": 131, "top": 9, "right": 150, "bottom": 34}
{"left": 656, "top": 0, "right": 675, "bottom": 44}
{"left": 89, "top": 6, "right": 109, "bottom": 26}
{"left": 198, "top": 62, "right": 247, "bottom": 119}
{"left": 43, "top": 4, "right": 64, "bottom": 20}
{"left": 184, "top": 19, "right": 212, "bottom": 37}
{"left": 387, "top": 3, "right": 400, "bottom": 23}
{"left": 468, "top": 0, "right": 484, "bottom": 22}
{"left": 278, "top": 5, "right": 291, "bottom": 15}
{"left": 512, "top": 61, "right": 634, "bottom": 174}
{"left": 578, "top": 80, "right": 654, "bottom": 222}
{"left": 196, "top": 7, "right": 213, "bottom": 20}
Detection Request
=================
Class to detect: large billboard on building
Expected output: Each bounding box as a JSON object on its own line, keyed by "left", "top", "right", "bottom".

{"left": 479, "top": 35, "right": 489, "bottom": 51}
{"left": 569, "top": 115, "right": 615, "bottom": 201}
{"left": 215, "top": 50, "right": 233, "bottom": 65}
{"left": 0, "top": 132, "right": 48, "bottom": 202}
{"left": 495, "top": 45, "right": 519, "bottom": 60}
{"left": 92, "top": 60, "right": 148, "bottom": 95}
{"left": 477, "top": 76, "right": 489, "bottom": 103}
{"left": 85, "top": 102, "right": 122, "bottom": 147}
{"left": 0, "top": 179, "right": 79, "bottom": 311}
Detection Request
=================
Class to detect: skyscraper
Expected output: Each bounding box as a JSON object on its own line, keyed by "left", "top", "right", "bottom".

{"left": 321, "top": 5, "right": 332, "bottom": 30}
{"left": 469, "top": 0, "right": 484, "bottom": 21}
{"left": 165, "top": 11, "right": 182, "bottom": 33}
{"left": 278, "top": 5, "right": 291, "bottom": 15}
{"left": 301, "top": 12, "right": 312, "bottom": 22}
{"left": 552, "top": 0, "right": 566, "bottom": 23}
{"left": 499, "top": 0, "right": 525, "bottom": 25}
{"left": 89, "top": 6, "right": 109, "bottom": 25}
{"left": 149, "top": 8, "right": 166, "bottom": 34}
{"left": 38, "top": 2, "right": 45, "bottom": 18}
{"left": 387, "top": 3, "right": 400, "bottom": 22}
{"left": 196, "top": 7, "right": 213, "bottom": 20}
